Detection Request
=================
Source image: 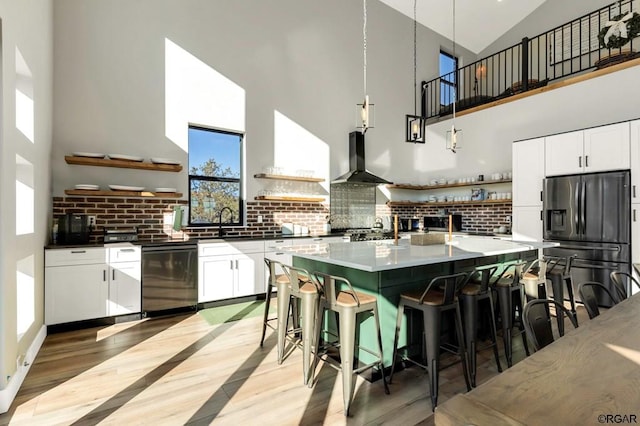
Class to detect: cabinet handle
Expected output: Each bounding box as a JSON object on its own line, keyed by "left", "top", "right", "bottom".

{"left": 103, "top": 270, "right": 107, "bottom": 281}
{"left": 235, "top": 259, "right": 239, "bottom": 269}
{"left": 313, "top": 238, "right": 322, "bottom": 242}
{"left": 71, "top": 250, "right": 86, "bottom": 254}
{"left": 230, "top": 260, "right": 234, "bottom": 269}
{"left": 634, "top": 209, "right": 637, "bottom": 222}
{"left": 634, "top": 185, "right": 637, "bottom": 199}
{"left": 578, "top": 156, "right": 582, "bottom": 167}
{"left": 118, "top": 248, "right": 135, "bottom": 253}
{"left": 112, "top": 269, "right": 115, "bottom": 280}
{"left": 275, "top": 240, "right": 284, "bottom": 243}
{"left": 585, "top": 155, "right": 589, "bottom": 167}
{"left": 540, "top": 191, "right": 543, "bottom": 202}
{"left": 276, "top": 252, "right": 284, "bottom": 255}
{"left": 540, "top": 210, "right": 543, "bottom": 221}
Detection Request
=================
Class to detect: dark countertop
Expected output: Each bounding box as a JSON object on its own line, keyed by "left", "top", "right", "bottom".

{"left": 45, "top": 233, "right": 346, "bottom": 249}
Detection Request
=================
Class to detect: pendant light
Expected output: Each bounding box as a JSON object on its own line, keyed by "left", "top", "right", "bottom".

{"left": 357, "top": 0, "right": 374, "bottom": 131}
{"left": 406, "top": 0, "right": 426, "bottom": 143}
{"left": 446, "top": 0, "right": 462, "bottom": 153}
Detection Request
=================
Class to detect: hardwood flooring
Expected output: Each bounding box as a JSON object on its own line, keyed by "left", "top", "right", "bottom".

{"left": 0, "top": 302, "right": 589, "bottom": 425}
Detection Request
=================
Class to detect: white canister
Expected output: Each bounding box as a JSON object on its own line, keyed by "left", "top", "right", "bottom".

{"left": 281, "top": 223, "right": 294, "bottom": 235}
{"left": 293, "top": 224, "right": 302, "bottom": 235}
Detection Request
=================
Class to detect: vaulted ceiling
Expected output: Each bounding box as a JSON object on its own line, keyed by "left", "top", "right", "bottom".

{"left": 378, "top": 0, "right": 548, "bottom": 54}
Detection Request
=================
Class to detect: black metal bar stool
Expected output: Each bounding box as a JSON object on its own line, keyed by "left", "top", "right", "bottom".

{"left": 389, "top": 272, "right": 471, "bottom": 411}
{"left": 309, "top": 271, "right": 389, "bottom": 416}
{"left": 459, "top": 264, "right": 503, "bottom": 387}
{"left": 545, "top": 255, "right": 578, "bottom": 333}
{"left": 492, "top": 260, "right": 530, "bottom": 367}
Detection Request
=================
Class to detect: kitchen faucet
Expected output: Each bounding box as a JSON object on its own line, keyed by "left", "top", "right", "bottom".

{"left": 218, "top": 206, "right": 234, "bottom": 237}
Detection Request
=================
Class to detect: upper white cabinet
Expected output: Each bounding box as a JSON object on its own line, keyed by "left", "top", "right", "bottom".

{"left": 631, "top": 120, "right": 640, "bottom": 202}
{"left": 545, "top": 123, "right": 630, "bottom": 176}
{"left": 512, "top": 137, "right": 545, "bottom": 207}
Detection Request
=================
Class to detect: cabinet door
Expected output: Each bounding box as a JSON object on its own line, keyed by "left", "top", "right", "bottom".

{"left": 45, "top": 264, "right": 108, "bottom": 325}
{"left": 512, "top": 138, "right": 545, "bottom": 206}
{"left": 545, "top": 131, "right": 583, "bottom": 176}
{"left": 512, "top": 206, "right": 543, "bottom": 242}
{"left": 109, "top": 262, "right": 141, "bottom": 316}
{"left": 236, "top": 252, "right": 265, "bottom": 297}
{"left": 631, "top": 120, "right": 640, "bottom": 203}
{"left": 633, "top": 204, "right": 640, "bottom": 264}
{"left": 584, "top": 122, "right": 630, "bottom": 173}
{"left": 199, "top": 257, "right": 235, "bottom": 302}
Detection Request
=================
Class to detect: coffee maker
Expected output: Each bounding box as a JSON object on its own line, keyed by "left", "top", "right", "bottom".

{"left": 57, "top": 213, "right": 92, "bottom": 244}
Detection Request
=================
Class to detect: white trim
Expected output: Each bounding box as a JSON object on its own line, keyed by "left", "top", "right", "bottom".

{"left": 0, "top": 325, "right": 47, "bottom": 413}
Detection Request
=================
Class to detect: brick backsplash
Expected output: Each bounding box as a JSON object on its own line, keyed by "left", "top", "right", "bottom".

{"left": 52, "top": 197, "right": 331, "bottom": 243}
{"left": 376, "top": 203, "right": 513, "bottom": 234}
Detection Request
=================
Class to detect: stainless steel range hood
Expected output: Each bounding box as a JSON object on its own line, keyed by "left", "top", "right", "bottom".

{"left": 331, "top": 131, "right": 392, "bottom": 185}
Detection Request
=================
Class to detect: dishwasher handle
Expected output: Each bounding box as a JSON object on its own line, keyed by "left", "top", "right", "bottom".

{"left": 142, "top": 244, "right": 198, "bottom": 253}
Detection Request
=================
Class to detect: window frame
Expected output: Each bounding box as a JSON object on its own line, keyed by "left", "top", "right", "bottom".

{"left": 187, "top": 124, "right": 244, "bottom": 227}
{"left": 439, "top": 50, "right": 458, "bottom": 106}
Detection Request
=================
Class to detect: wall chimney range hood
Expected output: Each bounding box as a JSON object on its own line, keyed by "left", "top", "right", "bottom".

{"left": 332, "top": 131, "right": 392, "bottom": 185}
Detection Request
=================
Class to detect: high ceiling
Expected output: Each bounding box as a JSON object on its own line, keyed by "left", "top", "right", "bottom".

{"left": 378, "top": 0, "right": 548, "bottom": 54}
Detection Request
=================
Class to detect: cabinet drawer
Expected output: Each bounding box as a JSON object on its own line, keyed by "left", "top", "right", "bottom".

{"left": 264, "top": 239, "right": 293, "bottom": 251}
{"left": 199, "top": 242, "right": 233, "bottom": 257}
{"left": 108, "top": 246, "right": 141, "bottom": 262}
{"left": 230, "top": 240, "right": 264, "bottom": 254}
{"left": 46, "top": 247, "right": 107, "bottom": 267}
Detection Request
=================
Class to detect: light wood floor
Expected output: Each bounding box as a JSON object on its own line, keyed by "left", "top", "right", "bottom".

{"left": 0, "top": 301, "right": 588, "bottom": 426}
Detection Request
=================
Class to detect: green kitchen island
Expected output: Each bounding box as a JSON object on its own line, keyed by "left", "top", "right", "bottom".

{"left": 290, "top": 235, "right": 554, "bottom": 368}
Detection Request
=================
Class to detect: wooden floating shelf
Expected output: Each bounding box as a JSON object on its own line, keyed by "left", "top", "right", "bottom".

{"left": 387, "top": 199, "right": 511, "bottom": 207}
{"left": 255, "top": 195, "right": 325, "bottom": 202}
{"left": 387, "top": 179, "right": 511, "bottom": 190}
{"left": 253, "top": 173, "right": 324, "bottom": 182}
{"left": 65, "top": 189, "right": 183, "bottom": 198}
{"left": 65, "top": 156, "right": 183, "bottom": 172}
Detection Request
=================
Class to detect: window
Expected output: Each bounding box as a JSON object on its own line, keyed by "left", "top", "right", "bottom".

{"left": 439, "top": 50, "right": 458, "bottom": 107}
{"left": 188, "top": 125, "right": 243, "bottom": 226}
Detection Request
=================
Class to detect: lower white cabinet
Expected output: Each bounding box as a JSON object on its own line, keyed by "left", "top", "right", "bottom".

{"left": 198, "top": 240, "right": 265, "bottom": 303}
{"left": 512, "top": 206, "right": 543, "bottom": 242}
{"left": 45, "top": 245, "right": 141, "bottom": 325}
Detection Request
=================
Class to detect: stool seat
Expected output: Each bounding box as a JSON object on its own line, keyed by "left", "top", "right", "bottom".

{"left": 400, "top": 289, "right": 451, "bottom": 306}
{"left": 299, "top": 282, "right": 318, "bottom": 294}
{"left": 460, "top": 283, "right": 482, "bottom": 295}
{"left": 275, "top": 274, "right": 290, "bottom": 284}
{"left": 336, "top": 290, "right": 376, "bottom": 307}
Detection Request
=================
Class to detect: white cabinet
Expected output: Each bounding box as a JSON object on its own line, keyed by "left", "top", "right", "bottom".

{"left": 631, "top": 120, "right": 640, "bottom": 203}
{"left": 545, "top": 123, "right": 630, "bottom": 177}
{"left": 45, "top": 248, "right": 109, "bottom": 325}
{"left": 107, "top": 246, "right": 141, "bottom": 316}
{"left": 45, "top": 245, "right": 142, "bottom": 325}
{"left": 512, "top": 206, "right": 543, "bottom": 242}
{"left": 198, "top": 240, "right": 265, "bottom": 302}
{"left": 512, "top": 137, "right": 545, "bottom": 207}
{"left": 633, "top": 205, "right": 640, "bottom": 264}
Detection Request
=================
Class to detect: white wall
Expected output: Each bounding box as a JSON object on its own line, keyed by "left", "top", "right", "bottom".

{"left": 51, "top": 0, "right": 474, "bottom": 199}
{"left": 0, "top": 0, "right": 53, "bottom": 409}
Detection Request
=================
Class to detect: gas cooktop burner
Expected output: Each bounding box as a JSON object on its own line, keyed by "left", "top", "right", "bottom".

{"left": 346, "top": 229, "right": 394, "bottom": 242}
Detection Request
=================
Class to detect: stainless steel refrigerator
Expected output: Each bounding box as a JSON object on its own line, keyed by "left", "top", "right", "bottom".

{"left": 543, "top": 170, "right": 631, "bottom": 307}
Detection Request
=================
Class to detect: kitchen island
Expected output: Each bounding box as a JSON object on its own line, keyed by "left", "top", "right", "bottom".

{"left": 291, "top": 235, "right": 553, "bottom": 367}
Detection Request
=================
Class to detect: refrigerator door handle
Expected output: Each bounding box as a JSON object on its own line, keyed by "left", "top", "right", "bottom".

{"left": 574, "top": 181, "right": 581, "bottom": 235}
{"left": 555, "top": 244, "right": 621, "bottom": 252}
{"left": 580, "top": 180, "right": 587, "bottom": 235}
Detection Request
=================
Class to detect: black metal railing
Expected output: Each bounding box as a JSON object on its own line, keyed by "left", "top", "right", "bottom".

{"left": 422, "top": 0, "right": 639, "bottom": 120}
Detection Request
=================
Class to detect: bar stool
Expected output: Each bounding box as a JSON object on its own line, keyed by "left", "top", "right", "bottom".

{"left": 521, "top": 258, "right": 548, "bottom": 301}
{"left": 261, "top": 258, "right": 293, "bottom": 347}
{"left": 389, "top": 272, "right": 471, "bottom": 411}
{"left": 459, "top": 264, "right": 502, "bottom": 387}
{"left": 610, "top": 271, "right": 640, "bottom": 303}
{"left": 280, "top": 263, "right": 320, "bottom": 385}
{"left": 309, "top": 271, "right": 389, "bottom": 416}
{"left": 545, "top": 255, "right": 578, "bottom": 332}
{"left": 492, "top": 260, "right": 530, "bottom": 367}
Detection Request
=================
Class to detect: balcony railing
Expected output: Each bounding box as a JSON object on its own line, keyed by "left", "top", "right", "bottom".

{"left": 422, "top": 0, "right": 640, "bottom": 120}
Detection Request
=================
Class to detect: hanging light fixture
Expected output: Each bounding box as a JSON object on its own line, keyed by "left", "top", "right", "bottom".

{"left": 357, "top": 0, "right": 374, "bottom": 131}
{"left": 446, "top": 0, "right": 462, "bottom": 153}
{"left": 406, "top": 0, "right": 426, "bottom": 143}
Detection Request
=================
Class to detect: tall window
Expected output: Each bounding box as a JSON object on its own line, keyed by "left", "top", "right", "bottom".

{"left": 439, "top": 50, "right": 458, "bottom": 107}
{"left": 188, "top": 125, "right": 242, "bottom": 226}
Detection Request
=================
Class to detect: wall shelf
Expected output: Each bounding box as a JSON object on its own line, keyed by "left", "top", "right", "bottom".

{"left": 255, "top": 195, "right": 325, "bottom": 202}
{"left": 387, "top": 199, "right": 511, "bottom": 207}
{"left": 65, "top": 156, "right": 183, "bottom": 172}
{"left": 387, "top": 179, "right": 511, "bottom": 190}
{"left": 65, "top": 189, "right": 183, "bottom": 198}
{"left": 253, "top": 173, "right": 324, "bottom": 182}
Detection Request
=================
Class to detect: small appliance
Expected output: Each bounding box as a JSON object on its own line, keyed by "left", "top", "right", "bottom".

{"left": 104, "top": 227, "right": 139, "bottom": 243}
{"left": 424, "top": 214, "right": 462, "bottom": 232}
{"left": 57, "top": 213, "right": 92, "bottom": 245}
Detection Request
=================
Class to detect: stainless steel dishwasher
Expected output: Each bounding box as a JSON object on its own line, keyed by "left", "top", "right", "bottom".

{"left": 141, "top": 243, "right": 198, "bottom": 316}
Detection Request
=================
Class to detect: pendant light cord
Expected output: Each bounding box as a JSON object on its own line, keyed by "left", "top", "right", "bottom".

{"left": 363, "top": 0, "right": 367, "bottom": 98}
{"left": 452, "top": 0, "right": 457, "bottom": 121}
{"left": 413, "top": 0, "right": 417, "bottom": 115}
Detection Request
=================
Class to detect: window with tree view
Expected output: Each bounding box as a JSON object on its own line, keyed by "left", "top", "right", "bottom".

{"left": 188, "top": 126, "right": 242, "bottom": 226}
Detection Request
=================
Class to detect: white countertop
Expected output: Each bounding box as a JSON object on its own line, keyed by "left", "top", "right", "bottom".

{"left": 288, "top": 235, "right": 555, "bottom": 272}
